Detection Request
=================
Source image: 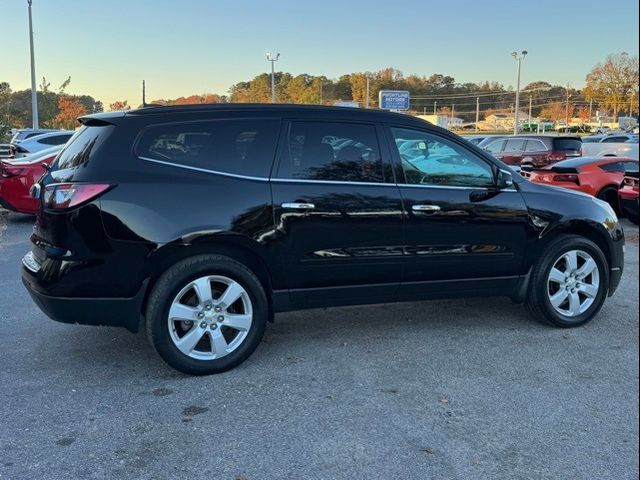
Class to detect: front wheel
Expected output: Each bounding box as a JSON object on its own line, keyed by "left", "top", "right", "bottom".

{"left": 526, "top": 235, "right": 609, "bottom": 327}
{"left": 146, "top": 255, "right": 268, "bottom": 375}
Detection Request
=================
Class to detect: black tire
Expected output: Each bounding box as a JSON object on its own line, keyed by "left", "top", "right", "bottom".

{"left": 146, "top": 255, "right": 268, "bottom": 375}
{"left": 596, "top": 187, "right": 620, "bottom": 214}
{"left": 526, "top": 235, "right": 609, "bottom": 328}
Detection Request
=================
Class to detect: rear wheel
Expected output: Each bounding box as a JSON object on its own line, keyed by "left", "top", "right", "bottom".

{"left": 146, "top": 255, "right": 268, "bottom": 375}
{"left": 526, "top": 235, "right": 609, "bottom": 327}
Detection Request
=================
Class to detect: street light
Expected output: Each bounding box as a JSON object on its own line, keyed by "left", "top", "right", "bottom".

{"left": 265, "top": 52, "right": 280, "bottom": 103}
{"left": 511, "top": 50, "right": 527, "bottom": 135}
{"left": 27, "top": 0, "right": 38, "bottom": 129}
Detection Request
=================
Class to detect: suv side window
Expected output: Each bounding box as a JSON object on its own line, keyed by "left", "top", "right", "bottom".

{"left": 623, "top": 161, "right": 639, "bottom": 173}
{"left": 136, "top": 119, "right": 280, "bottom": 178}
{"left": 525, "top": 140, "right": 547, "bottom": 152}
{"left": 485, "top": 139, "right": 505, "bottom": 154}
{"left": 391, "top": 127, "right": 495, "bottom": 188}
{"left": 505, "top": 138, "right": 526, "bottom": 152}
{"left": 276, "top": 121, "right": 384, "bottom": 182}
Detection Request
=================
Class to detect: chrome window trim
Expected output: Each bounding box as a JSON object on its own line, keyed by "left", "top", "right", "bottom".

{"left": 139, "top": 155, "right": 518, "bottom": 192}
{"left": 138, "top": 156, "right": 270, "bottom": 182}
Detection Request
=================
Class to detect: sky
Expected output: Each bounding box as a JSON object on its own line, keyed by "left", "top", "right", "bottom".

{"left": 1, "top": 0, "right": 639, "bottom": 107}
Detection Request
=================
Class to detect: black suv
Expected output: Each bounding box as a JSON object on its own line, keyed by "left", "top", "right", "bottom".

{"left": 22, "top": 105, "right": 625, "bottom": 374}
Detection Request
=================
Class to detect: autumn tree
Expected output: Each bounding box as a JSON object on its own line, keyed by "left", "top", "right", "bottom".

{"left": 584, "top": 53, "right": 639, "bottom": 118}
{"left": 54, "top": 96, "right": 87, "bottom": 130}
{"left": 109, "top": 100, "right": 130, "bottom": 111}
{"left": 577, "top": 106, "right": 591, "bottom": 123}
{"left": 539, "top": 102, "right": 574, "bottom": 123}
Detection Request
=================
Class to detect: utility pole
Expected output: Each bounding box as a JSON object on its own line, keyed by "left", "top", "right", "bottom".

{"left": 451, "top": 104, "right": 455, "bottom": 130}
{"left": 588, "top": 97, "right": 593, "bottom": 122}
{"left": 565, "top": 83, "right": 570, "bottom": 128}
{"left": 365, "top": 76, "right": 370, "bottom": 108}
{"left": 142, "top": 80, "right": 146, "bottom": 107}
{"left": 27, "top": 0, "right": 38, "bottom": 129}
{"left": 475, "top": 97, "right": 480, "bottom": 131}
{"left": 434, "top": 100, "right": 437, "bottom": 114}
{"left": 423, "top": 106, "right": 426, "bottom": 115}
{"left": 528, "top": 95, "right": 532, "bottom": 127}
{"left": 265, "top": 52, "right": 280, "bottom": 103}
{"left": 319, "top": 80, "right": 323, "bottom": 105}
{"left": 511, "top": 50, "right": 527, "bottom": 135}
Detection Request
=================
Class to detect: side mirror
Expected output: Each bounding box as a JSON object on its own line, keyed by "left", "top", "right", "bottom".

{"left": 496, "top": 169, "right": 514, "bottom": 189}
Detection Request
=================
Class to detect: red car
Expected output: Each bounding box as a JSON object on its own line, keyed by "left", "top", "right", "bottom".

{"left": 0, "top": 146, "right": 61, "bottom": 214}
{"left": 619, "top": 173, "right": 639, "bottom": 224}
{"left": 521, "top": 156, "right": 639, "bottom": 212}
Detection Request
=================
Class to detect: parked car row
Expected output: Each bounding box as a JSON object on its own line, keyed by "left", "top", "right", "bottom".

{"left": 8, "top": 128, "right": 74, "bottom": 159}
{"left": 520, "top": 157, "right": 639, "bottom": 223}
{"left": 479, "top": 135, "right": 583, "bottom": 169}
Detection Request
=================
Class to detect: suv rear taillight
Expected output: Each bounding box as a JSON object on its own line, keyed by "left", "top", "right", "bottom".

{"left": 547, "top": 153, "right": 567, "bottom": 162}
{"left": 42, "top": 183, "right": 111, "bottom": 210}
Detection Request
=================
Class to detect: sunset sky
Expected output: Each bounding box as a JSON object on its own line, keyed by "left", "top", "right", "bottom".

{"left": 3, "top": 0, "right": 639, "bottom": 106}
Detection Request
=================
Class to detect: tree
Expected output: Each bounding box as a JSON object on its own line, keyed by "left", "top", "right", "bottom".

{"left": 577, "top": 106, "right": 591, "bottom": 123}
{"left": 54, "top": 96, "right": 87, "bottom": 129}
{"left": 584, "top": 53, "right": 639, "bottom": 118}
{"left": 539, "top": 102, "right": 574, "bottom": 123}
{"left": 109, "top": 100, "right": 131, "bottom": 111}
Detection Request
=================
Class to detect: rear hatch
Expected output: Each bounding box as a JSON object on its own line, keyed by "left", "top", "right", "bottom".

{"left": 552, "top": 137, "right": 582, "bottom": 158}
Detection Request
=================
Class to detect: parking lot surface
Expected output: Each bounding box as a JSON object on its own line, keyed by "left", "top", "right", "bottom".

{"left": 0, "top": 210, "right": 638, "bottom": 480}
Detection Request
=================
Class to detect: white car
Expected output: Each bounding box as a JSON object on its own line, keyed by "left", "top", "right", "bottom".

{"left": 9, "top": 130, "right": 74, "bottom": 158}
{"left": 10, "top": 128, "right": 60, "bottom": 144}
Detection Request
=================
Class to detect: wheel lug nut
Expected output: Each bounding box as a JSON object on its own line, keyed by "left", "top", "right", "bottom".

{"left": 215, "top": 306, "right": 222, "bottom": 312}
{"left": 200, "top": 322, "right": 207, "bottom": 328}
{"left": 197, "top": 312, "right": 205, "bottom": 319}
{"left": 210, "top": 324, "right": 217, "bottom": 329}
{"left": 218, "top": 315, "right": 224, "bottom": 321}
{"left": 205, "top": 304, "right": 212, "bottom": 311}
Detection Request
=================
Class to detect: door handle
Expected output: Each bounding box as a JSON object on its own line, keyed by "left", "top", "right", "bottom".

{"left": 281, "top": 202, "right": 315, "bottom": 210}
{"left": 412, "top": 204, "right": 441, "bottom": 212}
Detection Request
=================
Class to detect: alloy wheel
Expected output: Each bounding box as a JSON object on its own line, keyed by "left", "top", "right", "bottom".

{"left": 547, "top": 249, "right": 600, "bottom": 318}
{"left": 167, "top": 275, "right": 253, "bottom": 360}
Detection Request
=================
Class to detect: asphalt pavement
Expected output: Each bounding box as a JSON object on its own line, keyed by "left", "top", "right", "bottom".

{"left": 0, "top": 210, "right": 638, "bottom": 480}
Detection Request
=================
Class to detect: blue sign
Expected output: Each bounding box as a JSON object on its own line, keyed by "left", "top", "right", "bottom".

{"left": 378, "top": 90, "right": 410, "bottom": 111}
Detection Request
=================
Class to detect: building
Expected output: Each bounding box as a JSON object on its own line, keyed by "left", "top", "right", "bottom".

{"left": 478, "top": 111, "right": 528, "bottom": 131}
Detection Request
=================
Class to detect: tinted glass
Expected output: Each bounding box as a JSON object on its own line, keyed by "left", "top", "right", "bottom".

{"left": 525, "top": 139, "right": 547, "bottom": 152}
{"left": 485, "top": 139, "right": 505, "bottom": 153}
{"left": 391, "top": 128, "right": 494, "bottom": 188}
{"left": 553, "top": 138, "right": 582, "bottom": 153}
{"left": 55, "top": 126, "right": 110, "bottom": 170}
{"left": 136, "top": 119, "right": 281, "bottom": 178}
{"left": 602, "top": 136, "right": 627, "bottom": 143}
{"left": 505, "top": 138, "right": 526, "bottom": 152}
{"left": 40, "top": 134, "right": 71, "bottom": 145}
{"left": 623, "top": 161, "right": 639, "bottom": 173}
{"left": 277, "top": 121, "right": 384, "bottom": 182}
{"left": 599, "top": 162, "right": 624, "bottom": 173}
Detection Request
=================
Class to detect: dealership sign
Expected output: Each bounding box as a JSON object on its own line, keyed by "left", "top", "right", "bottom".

{"left": 378, "top": 90, "right": 410, "bottom": 111}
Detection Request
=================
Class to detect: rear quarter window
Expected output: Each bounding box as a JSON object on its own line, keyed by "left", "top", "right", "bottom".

{"left": 553, "top": 138, "right": 582, "bottom": 153}
{"left": 54, "top": 126, "right": 112, "bottom": 170}
{"left": 135, "top": 119, "right": 281, "bottom": 178}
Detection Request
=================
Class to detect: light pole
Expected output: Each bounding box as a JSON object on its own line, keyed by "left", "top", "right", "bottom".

{"left": 511, "top": 50, "right": 527, "bottom": 135}
{"left": 265, "top": 52, "right": 280, "bottom": 103}
{"left": 27, "top": 0, "right": 38, "bottom": 129}
{"left": 365, "top": 76, "right": 370, "bottom": 108}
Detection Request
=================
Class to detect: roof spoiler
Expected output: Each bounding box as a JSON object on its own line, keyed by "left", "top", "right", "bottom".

{"left": 78, "top": 111, "right": 126, "bottom": 127}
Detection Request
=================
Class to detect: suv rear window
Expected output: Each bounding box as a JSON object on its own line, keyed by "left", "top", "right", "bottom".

{"left": 135, "top": 119, "right": 280, "bottom": 178}
{"left": 55, "top": 126, "right": 111, "bottom": 170}
{"left": 553, "top": 138, "right": 582, "bottom": 153}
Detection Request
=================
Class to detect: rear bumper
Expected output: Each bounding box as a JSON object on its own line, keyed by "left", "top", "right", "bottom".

{"left": 22, "top": 265, "right": 146, "bottom": 333}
